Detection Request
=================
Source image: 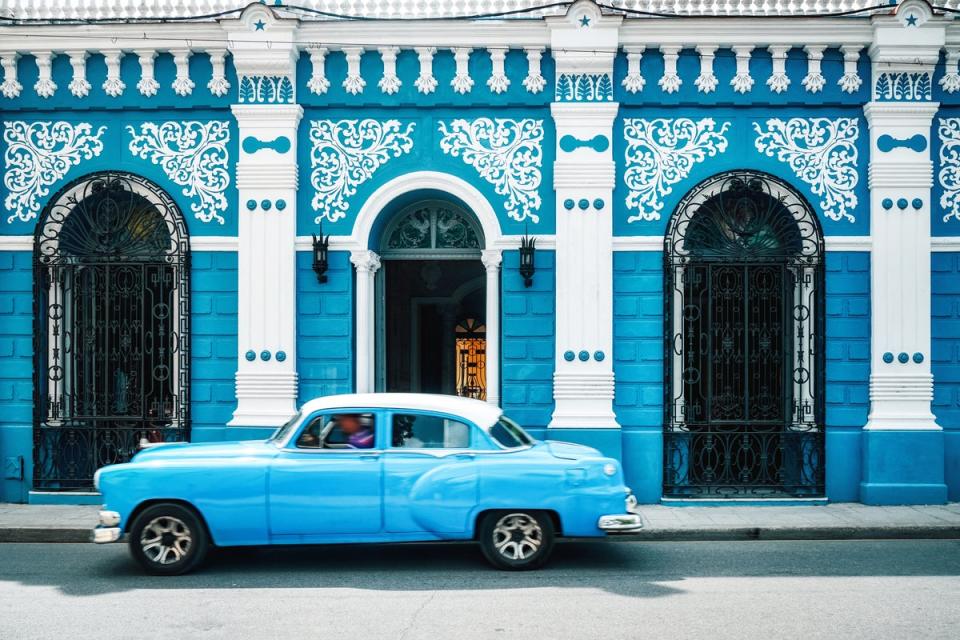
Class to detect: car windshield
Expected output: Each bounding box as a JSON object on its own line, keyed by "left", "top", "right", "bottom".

{"left": 488, "top": 415, "right": 534, "bottom": 449}
{"left": 269, "top": 410, "right": 303, "bottom": 445}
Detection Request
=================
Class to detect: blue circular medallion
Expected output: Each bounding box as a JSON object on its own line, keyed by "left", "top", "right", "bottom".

{"left": 897, "top": 198, "right": 908, "bottom": 210}
{"left": 563, "top": 199, "right": 575, "bottom": 210}
{"left": 276, "top": 199, "right": 287, "bottom": 211}
{"left": 276, "top": 350, "right": 287, "bottom": 362}
{"left": 881, "top": 198, "right": 893, "bottom": 210}
{"left": 882, "top": 352, "right": 894, "bottom": 364}
{"left": 578, "top": 350, "right": 589, "bottom": 361}
{"left": 563, "top": 350, "right": 575, "bottom": 362}
{"left": 246, "top": 199, "right": 257, "bottom": 211}
{"left": 578, "top": 199, "right": 590, "bottom": 210}
{"left": 260, "top": 350, "right": 272, "bottom": 361}
{"left": 261, "top": 199, "right": 272, "bottom": 211}
{"left": 593, "top": 350, "right": 605, "bottom": 362}
{"left": 245, "top": 350, "right": 256, "bottom": 362}
{"left": 593, "top": 198, "right": 605, "bottom": 210}
{"left": 898, "top": 352, "right": 909, "bottom": 364}
{"left": 912, "top": 352, "right": 924, "bottom": 364}
{"left": 912, "top": 198, "right": 923, "bottom": 210}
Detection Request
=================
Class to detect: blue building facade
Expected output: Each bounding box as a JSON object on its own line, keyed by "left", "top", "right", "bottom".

{"left": 0, "top": 0, "right": 957, "bottom": 505}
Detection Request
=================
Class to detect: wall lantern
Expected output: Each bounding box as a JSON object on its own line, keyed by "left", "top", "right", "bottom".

{"left": 519, "top": 228, "right": 536, "bottom": 288}
{"left": 312, "top": 222, "right": 330, "bottom": 284}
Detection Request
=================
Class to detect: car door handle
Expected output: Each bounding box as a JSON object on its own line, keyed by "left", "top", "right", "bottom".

{"left": 359, "top": 453, "right": 381, "bottom": 460}
{"left": 454, "top": 453, "right": 475, "bottom": 460}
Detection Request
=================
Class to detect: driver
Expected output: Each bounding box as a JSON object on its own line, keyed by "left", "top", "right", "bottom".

{"left": 338, "top": 414, "right": 374, "bottom": 449}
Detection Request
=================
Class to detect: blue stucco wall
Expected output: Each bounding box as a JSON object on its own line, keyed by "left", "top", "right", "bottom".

{"left": 297, "top": 250, "right": 354, "bottom": 403}
{"left": 501, "top": 249, "right": 555, "bottom": 438}
{"left": 933, "top": 252, "right": 960, "bottom": 500}
{"left": 612, "top": 251, "right": 664, "bottom": 503}
{"left": 190, "top": 251, "right": 238, "bottom": 442}
{"left": 825, "top": 252, "right": 871, "bottom": 501}
{"left": 0, "top": 251, "right": 32, "bottom": 503}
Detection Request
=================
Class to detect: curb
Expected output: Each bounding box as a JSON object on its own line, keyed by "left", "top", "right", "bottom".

{"left": 2, "top": 526, "right": 959, "bottom": 544}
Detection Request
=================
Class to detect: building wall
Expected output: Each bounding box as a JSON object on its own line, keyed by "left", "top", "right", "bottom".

{"left": 0, "top": 251, "right": 32, "bottom": 503}
{"left": 933, "top": 252, "right": 960, "bottom": 500}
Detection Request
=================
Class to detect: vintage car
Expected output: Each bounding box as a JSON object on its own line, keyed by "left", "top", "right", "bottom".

{"left": 92, "top": 393, "right": 641, "bottom": 574}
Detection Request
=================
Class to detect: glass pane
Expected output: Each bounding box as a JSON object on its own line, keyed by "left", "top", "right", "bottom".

{"left": 391, "top": 414, "right": 471, "bottom": 449}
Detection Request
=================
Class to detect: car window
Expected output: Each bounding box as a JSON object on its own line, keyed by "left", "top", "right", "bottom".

{"left": 489, "top": 415, "right": 533, "bottom": 448}
{"left": 391, "top": 413, "right": 471, "bottom": 449}
{"left": 296, "top": 413, "right": 376, "bottom": 449}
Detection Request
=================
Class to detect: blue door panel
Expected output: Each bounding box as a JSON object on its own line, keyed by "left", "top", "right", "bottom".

{"left": 384, "top": 452, "right": 478, "bottom": 534}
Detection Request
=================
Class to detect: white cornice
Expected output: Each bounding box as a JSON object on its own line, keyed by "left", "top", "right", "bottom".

{"left": 611, "top": 236, "right": 874, "bottom": 251}
{"left": 932, "top": 237, "right": 960, "bottom": 252}
{"left": 619, "top": 18, "right": 872, "bottom": 48}
{"left": 0, "top": 236, "right": 32, "bottom": 251}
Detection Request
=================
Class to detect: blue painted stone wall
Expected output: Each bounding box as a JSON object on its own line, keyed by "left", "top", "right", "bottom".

{"left": 296, "top": 250, "right": 354, "bottom": 403}
{"left": 612, "top": 251, "right": 664, "bottom": 503}
{"left": 501, "top": 249, "right": 555, "bottom": 438}
{"left": 824, "top": 252, "right": 871, "bottom": 501}
{"left": 189, "top": 252, "right": 238, "bottom": 442}
{"left": 933, "top": 252, "right": 960, "bottom": 500}
{"left": 0, "top": 251, "right": 32, "bottom": 503}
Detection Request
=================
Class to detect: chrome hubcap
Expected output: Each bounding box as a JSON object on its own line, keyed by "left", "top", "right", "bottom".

{"left": 140, "top": 516, "right": 191, "bottom": 565}
{"left": 492, "top": 513, "right": 542, "bottom": 561}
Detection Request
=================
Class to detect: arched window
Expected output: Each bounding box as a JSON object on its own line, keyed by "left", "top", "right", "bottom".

{"left": 34, "top": 172, "right": 190, "bottom": 490}
{"left": 664, "top": 171, "right": 825, "bottom": 498}
{"left": 381, "top": 200, "right": 483, "bottom": 258}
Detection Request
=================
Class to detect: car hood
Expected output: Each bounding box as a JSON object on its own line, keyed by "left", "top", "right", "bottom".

{"left": 131, "top": 439, "right": 277, "bottom": 463}
{"left": 544, "top": 440, "right": 603, "bottom": 460}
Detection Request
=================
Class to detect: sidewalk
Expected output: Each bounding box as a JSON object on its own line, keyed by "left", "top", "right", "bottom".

{"left": 1, "top": 502, "right": 959, "bottom": 543}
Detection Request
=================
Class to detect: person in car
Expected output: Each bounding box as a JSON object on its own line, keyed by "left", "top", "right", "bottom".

{"left": 339, "top": 414, "right": 374, "bottom": 449}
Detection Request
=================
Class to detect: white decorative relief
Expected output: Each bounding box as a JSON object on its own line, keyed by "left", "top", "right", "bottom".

{"left": 136, "top": 50, "right": 160, "bottom": 97}
{"left": 694, "top": 45, "right": 718, "bottom": 94}
{"left": 622, "top": 46, "right": 645, "bottom": 94}
{"left": 754, "top": 117, "right": 860, "bottom": 223}
{"left": 343, "top": 47, "right": 366, "bottom": 95}
{"left": 309, "top": 119, "right": 415, "bottom": 223}
{"left": 1, "top": 54, "right": 22, "bottom": 99}
{"left": 415, "top": 47, "right": 438, "bottom": 94}
{"left": 451, "top": 48, "right": 474, "bottom": 94}
{"left": 67, "top": 51, "right": 91, "bottom": 98}
{"left": 659, "top": 45, "right": 682, "bottom": 94}
{"left": 127, "top": 121, "right": 232, "bottom": 224}
{"left": 838, "top": 45, "right": 863, "bottom": 94}
{"left": 937, "top": 118, "right": 960, "bottom": 223}
{"left": 306, "top": 48, "right": 331, "bottom": 95}
{"left": 766, "top": 45, "right": 791, "bottom": 94}
{"left": 802, "top": 45, "right": 826, "bottom": 93}
{"left": 3, "top": 121, "right": 106, "bottom": 223}
{"left": 438, "top": 117, "right": 544, "bottom": 223}
{"left": 487, "top": 48, "right": 510, "bottom": 94}
{"left": 378, "top": 46, "right": 401, "bottom": 94}
{"left": 102, "top": 50, "right": 125, "bottom": 97}
{"left": 207, "top": 50, "right": 231, "bottom": 97}
{"left": 523, "top": 47, "right": 546, "bottom": 94}
{"left": 731, "top": 46, "right": 754, "bottom": 94}
{"left": 623, "top": 117, "right": 730, "bottom": 222}
{"left": 171, "top": 49, "right": 195, "bottom": 96}
{"left": 33, "top": 51, "right": 57, "bottom": 98}
{"left": 941, "top": 48, "right": 960, "bottom": 94}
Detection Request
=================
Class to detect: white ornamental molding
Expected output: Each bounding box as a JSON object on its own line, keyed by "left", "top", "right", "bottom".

{"left": 753, "top": 117, "right": 860, "bottom": 223}
{"left": 802, "top": 45, "right": 827, "bottom": 94}
{"left": 102, "top": 50, "right": 125, "bottom": 97}
{"left": 343, "top": 47, "right": 366, "bottom": 95}
{"left": 838, "top": 45, "right": 863, "bottom": 94}
{"left": 127, "top": 121, "right": 232, "bottom": 224}
{"left": 659, "top": 46, "right": 682, "bottom": 94}
{"left": 623, "top": 117, "right": 730, "bottom": 223}
{"left": 306, "top": 48, "right": 331, "bottom": 95}
{"left": 3, "top": 121, "right": 106, "bottom": 223}
{"left": 438, "top": 117, "right": 544, "bottom": 223}
{"left": 487, "top": 48, "right": 510, "bottom": 94}
{"left": 378, "top": 47, "right": 402, "bottom": 95}
{"left": 937, "top": 118, "right": 960, "bottom": 223}
{"left": 943, "top": 48, "right": 960, "bottom": 94}
{"left": 309, "top": 119, "right": 416, "bottom": 223}
{"left": 0, "top": 53, "right": 22, "bottom": 99}
{"left": 523, "top": 48, "right": 546, "bottom": 94}
{"left": 207, "top": 50, "right": 231, "bottom": 97}
{"left": 67, "top": 51, "right": 91, "bottom": 98}
{"left": 766, "top": 45, "right": 791, "bottom": 94}
{"left": 451, "top": 48, "right": 474, "bottom": 94}
{"left": 414, "top": 47, "right": 438, "bottom": 94}
{"left": 730, "top": 46, "right": 755, "bottom": 94}
{"left": 136, "top": 50, "right": 160, "bottom": 97}
{"left": 171, "top": 49, "right": 195, "bottom": 97}
{"left": 694, "top": 46, "right": 719, "bottom": 94}
{"left": 33, "top": 51, "right": 57, "bottom": 99}
{"left": 622, "top": 47, "right": 645, "bottom": 94}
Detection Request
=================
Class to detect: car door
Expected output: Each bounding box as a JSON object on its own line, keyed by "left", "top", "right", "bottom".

{"left": 268, "top": 410, "right": 383, "bottom": 537}
{"left": 383, "top": 410, "right": 479, "bottom": 534}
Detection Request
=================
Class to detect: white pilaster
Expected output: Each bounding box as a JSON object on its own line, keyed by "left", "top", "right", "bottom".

{"left": 481, "top": 249, "right": 502, "bottom": 407}
{"left": 351, "top": 250, "right": 381, "bottom": 394}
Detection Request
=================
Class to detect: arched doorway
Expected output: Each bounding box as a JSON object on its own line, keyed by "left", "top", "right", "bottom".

{"left": 33, "top": 172, "right": 190, "bottom": 490}
{"left": 664, "top": 171, "right": 825, "bottom": 498}
{"left": 376, "top": 199, "right": 487, "bottom": 398}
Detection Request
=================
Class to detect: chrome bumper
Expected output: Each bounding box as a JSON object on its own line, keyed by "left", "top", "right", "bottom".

{"left": 598, "top": 513, "right": 644, "bottom": 533}
{"left": 91, "top": 510, "right": 122, "bottom": 544}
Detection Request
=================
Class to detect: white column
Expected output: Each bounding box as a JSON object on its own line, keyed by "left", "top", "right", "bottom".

{"left": 351, "top": 250, "right": 381, "bottom": 394}
{"left": 482, "top": 249, "right": 502, "bottom": 406}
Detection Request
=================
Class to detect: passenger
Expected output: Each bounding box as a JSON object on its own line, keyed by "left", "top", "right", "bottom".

{"left": 338, "top": 413, "right": 374, "bottom": 449}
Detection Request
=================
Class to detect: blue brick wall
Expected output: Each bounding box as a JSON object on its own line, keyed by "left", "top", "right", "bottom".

{"left": 297, "top": 250, "right": 354, "bottom": 402}
{"left": 933, "top": 252, "right": 960, "bottom": 500}
{"left": 0, "top": 252, "right": 33, "bottom": 502}
{"left": 190, "top": 252, "right": 238, "bottom": 442}
{"left": 501, "top": 249, "right": 555, "bottom": 436}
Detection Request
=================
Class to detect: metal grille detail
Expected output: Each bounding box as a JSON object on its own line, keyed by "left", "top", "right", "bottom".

{"left": 664, "top": 171, "right": 825, "bottom": 498}
{"left": 33, "top": 172, "right": 190, "bottom": 490}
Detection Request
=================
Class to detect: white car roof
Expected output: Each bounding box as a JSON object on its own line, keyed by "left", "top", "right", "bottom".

{"left": 297, "top": 393, "right": 504, "bottom": 429}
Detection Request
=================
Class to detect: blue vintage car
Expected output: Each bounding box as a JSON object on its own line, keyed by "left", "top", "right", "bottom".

{"left": 93, "top": 393, "right": 641, "bottom": 574}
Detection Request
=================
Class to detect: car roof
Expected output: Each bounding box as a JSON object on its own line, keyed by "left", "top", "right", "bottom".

{"left": 297, "top": 393, "right": 504, "bottom": 428}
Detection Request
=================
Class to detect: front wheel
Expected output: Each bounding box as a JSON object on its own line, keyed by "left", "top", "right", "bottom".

{"left": 478, "top": 510, "right": 555, "bottom": 570}
{"left": 128, "top": 503, "right": 209, "bottom": 576}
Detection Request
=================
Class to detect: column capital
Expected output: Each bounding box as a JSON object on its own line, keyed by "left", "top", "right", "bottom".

{"left": 481, "top": 249, "right": 503, "bottom": 271}
{"left": 350, "top": 249, "right": 382, "bottom": 274}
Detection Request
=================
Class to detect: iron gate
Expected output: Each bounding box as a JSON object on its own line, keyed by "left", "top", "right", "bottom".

{"left": 663, "top": 171, "right": 825, "bottom": 498}
{"left": 33, "top": 172, "right": 190, "bottom": 490}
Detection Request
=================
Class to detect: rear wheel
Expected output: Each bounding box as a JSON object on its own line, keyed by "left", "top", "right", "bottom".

{"left": 478, "top": 510, "right": 555, "bottom": 570}
{"left": 128, "top": 503, "right": 209, "bottom": 576}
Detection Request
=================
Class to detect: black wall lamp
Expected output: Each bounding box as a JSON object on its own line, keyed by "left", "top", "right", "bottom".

{"left": 312, "top": 222, "right": 330, "bottom": 284}
{"left": 519, "top": 228, "right": 536, "bottom": 288}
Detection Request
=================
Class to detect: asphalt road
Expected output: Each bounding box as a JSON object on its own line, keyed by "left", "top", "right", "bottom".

{"left": 1, "top": 539, "right": 959, "bottom": 640}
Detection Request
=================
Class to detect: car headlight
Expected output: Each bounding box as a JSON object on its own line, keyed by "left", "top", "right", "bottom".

{"left": 602, "top": 463, "right": 617, "bottom": 477}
